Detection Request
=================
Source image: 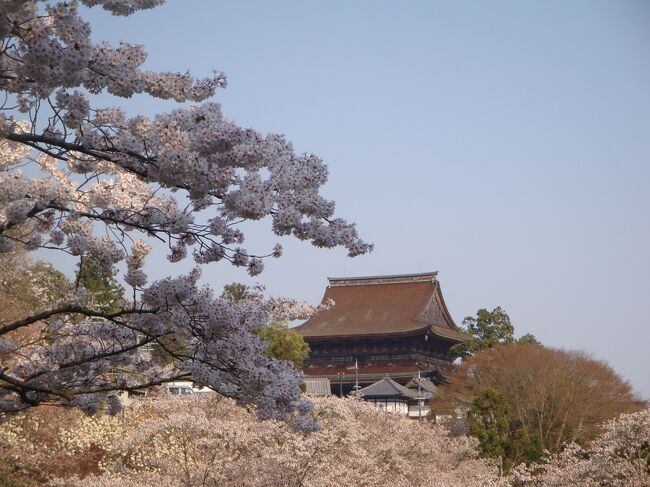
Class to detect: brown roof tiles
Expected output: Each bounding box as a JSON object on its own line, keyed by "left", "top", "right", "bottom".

{"left": 295, "top": 272, "right": 466, "bottom": 341}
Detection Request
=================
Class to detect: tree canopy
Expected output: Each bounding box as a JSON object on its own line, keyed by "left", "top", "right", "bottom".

{"left": 222, "top": 282, "right": 311, "bottom": 368}
{"left": 468, "top": 388, "right": 511, "bottom": 461}
{"left": 0, "top": 251, "right": 71, "bottom": 348}
{"left": 0, "top": 0, "right": 370, "bottom": 424}
{"left": 435, "top": 344, "right": 644, "bottom": 459}
{"left": 450, "top": 307, "right": 539, "bottom": 360}
{"left": 76, "top": 256, "right": 125, "bottom": 312}
{"left": 467, "top": 387, "right": 544, "bottom": 473}
{"left": 257, "top": 322, "right": 310, "bottom": 368}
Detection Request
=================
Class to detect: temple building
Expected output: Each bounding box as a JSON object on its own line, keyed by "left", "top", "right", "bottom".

{"left": 357, "top": 375, "right": 438, "bottom": 418}
{"left": 295, "top": 272, "right": 467, "bottom": 396}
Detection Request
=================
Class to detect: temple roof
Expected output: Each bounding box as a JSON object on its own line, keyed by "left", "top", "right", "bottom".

{"left": 405, "top": 377, "right": 438, "bottom": 395}
{"left": 295, "top": 272, "right": 466, "bottom": 341}
{"left": 358, "top": 377, "right": 419, "bottom": 399}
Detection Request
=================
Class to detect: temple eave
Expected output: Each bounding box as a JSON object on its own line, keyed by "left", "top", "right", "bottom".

{"left": 300, "top": 323, "right": 467, "bottom": 343}
{"left": 303, "top": 364, "right": 452, "bottom": 388}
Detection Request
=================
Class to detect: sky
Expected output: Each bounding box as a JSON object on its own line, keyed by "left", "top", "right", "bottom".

{"left": 74, "top": 1, "right": 650, "bottom": 398}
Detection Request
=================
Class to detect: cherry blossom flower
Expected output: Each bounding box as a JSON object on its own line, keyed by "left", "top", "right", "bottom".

{"left": 0, "top": 0, "right": 371, "bottom": 422}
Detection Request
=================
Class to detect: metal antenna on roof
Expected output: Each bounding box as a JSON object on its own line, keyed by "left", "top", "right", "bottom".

{"left": 417, "top": 370, "right": 425, "bottom": 421}
{"left": 347, "top": 359, "right": 360, "bottom": 396}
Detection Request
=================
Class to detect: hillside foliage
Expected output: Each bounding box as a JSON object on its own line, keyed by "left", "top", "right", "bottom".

{"left": 436, "top": 344, "right": 644, "bottom": 457}
{"left": 1, "top": 394, "right": 647, "bottom": 487}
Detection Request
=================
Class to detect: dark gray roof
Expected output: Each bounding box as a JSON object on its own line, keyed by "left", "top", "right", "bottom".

{"left": 405, "top": 377, "right": 438, "bottom": 395}
{"left": 358, "top": 377, "right": 419, "bottom": 399}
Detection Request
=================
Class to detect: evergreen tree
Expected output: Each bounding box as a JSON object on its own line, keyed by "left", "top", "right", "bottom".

{"left": 76, "top": 257, "right": 125, "bottom": 312}
{"left": 257, "top": 322, "right": 310, "bottom": 368}
{"left": 468, "top": 387, "right": 511, "bottom": 471}
{"left": 450, "top": 307, "right": 539, "bottom": 360}
{"left": 222, "top": 282, "right": 251, "bottom": 302}
{"left": 467, "top": 387, "right": 544, "bottom": 474}
{"left": 516, "top": 333, "right": 541, "bottom": 346}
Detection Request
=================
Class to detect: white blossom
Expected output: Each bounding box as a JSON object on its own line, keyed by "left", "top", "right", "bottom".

{"left": 3, "top": 395, "right": 499, "bottom": 486}
{"left": 0, "top": 0, "right": 372, "bottom": 422}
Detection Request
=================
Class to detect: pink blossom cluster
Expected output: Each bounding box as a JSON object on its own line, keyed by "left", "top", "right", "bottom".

{"left": 1, "top": 0, "right": 372, "bottom": 266}
{"left": 1, "top": 1, "right": 224, "bottom": 110}
{"left": 3, "top": 388, "right": 645, "bottom": 486}
{"left": 509, "top": 408, "right": 650, "bottom": 486}
{"left": 124, "top": 240, "right": 150, "bottom": 288}
{"left": 220, "top": 283, "right": 334, "bottom": 322}
{"left": 1, "top": 268, "right": 314, "bottom": 426}
{"left": 0, "top": 0, "right": 371, "bottom": 422}
{"left": 40, "top": 395, "right": 498, "bottom": 487}
{"left": 264, "top": 296, "right": 335, "bottom": 322}
{"left": 0, "top": 0, "right": 372, "bottom": 429}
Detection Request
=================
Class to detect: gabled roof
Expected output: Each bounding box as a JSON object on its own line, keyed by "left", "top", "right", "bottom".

{"left": 405, "top": 377, "right": 438, "bottom": 395}
{"left": 358, "top": 377, "right": 419, "bottom": 398}
{"left": 295, "top": 272, "right": 466, "bottom": 342}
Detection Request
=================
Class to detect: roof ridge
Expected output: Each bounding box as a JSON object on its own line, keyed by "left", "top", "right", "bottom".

{"left": 328, "top": 272, "right": 438, "bottom": 287}
{"left": 387, "top": 377, "right": 417, "bottom": 395}
{"left": 358, "top": 377, "right": 424, "bottom": 399}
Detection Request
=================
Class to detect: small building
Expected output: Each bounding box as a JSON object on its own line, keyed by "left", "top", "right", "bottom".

{"left": 405, "top": 376, "right": 438, "bottom": 396}
{"left": 295, "top": 272, "right": 467, "bottom": 395}
{"left": 357, "top": 375, "right": 435, "bottom": 418}
{"left": 302, "top": 377, "right": 332, "bottom": 396}
{"left": 358, "top": 377, "right": 413, "bottom": 414}
{"left": 164, "top": 381, "right": 215, "bottom": 395}
{"left": 404, "top": 376, "right": 438, "bottom": 418}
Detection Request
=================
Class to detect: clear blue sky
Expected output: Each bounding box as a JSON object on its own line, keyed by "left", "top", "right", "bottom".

{"left": 78, "top": 1, "right": 650, "bottom": 397}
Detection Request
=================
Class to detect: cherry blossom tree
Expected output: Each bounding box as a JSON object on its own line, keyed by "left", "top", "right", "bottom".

{"left": 509, "top": 408, "right": 649, "bottom": 487}
{"left": 0, "top": 0, "right": 371, "bottom": 422}
{"left": 1, "top": 395, "right": 498, "bottom": 486}
{"left": 2, "top": 395, "right": 646, "bottom": 486}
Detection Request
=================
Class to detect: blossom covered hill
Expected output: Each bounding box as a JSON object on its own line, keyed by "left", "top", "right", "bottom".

{"left": 1, "top": 394, "right": 647, "bottom": 487}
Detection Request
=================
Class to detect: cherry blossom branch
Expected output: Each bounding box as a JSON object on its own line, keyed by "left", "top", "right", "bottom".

{"left": 0, "top": 305, "right": 157, "bottom": 336}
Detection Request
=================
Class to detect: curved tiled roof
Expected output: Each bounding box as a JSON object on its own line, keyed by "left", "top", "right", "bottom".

{"left": 358, "top": 377, "right": 419, "bottom": 398}
{"left": 295, "top": 272, "right": 466, "bottom": 342}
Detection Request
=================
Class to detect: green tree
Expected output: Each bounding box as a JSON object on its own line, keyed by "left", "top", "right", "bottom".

{"left": 222, "top": 283, "right": 310, "bottom": 368}
{"left": 516, "top": 333, "right": 541, "bottom": 346}
{"left": 258, "top": 322, "right": 310, "bottom": 368}
{"left": 450, "top": 307, "right": 539, "bottom": 360}
{"left": 506, "top": 428, "right": 544, "bottom": 468}
{"left": 468, "top": 387, "right": 544, "bottom": 474}
{"left": 468, "top": 388, "right": 510, "bottom": 467}
{"left": 31, "top": 261, "right": 71, "bottom": 305}
{"left": 222, "top": 282, "right": 250, "bottom": 302}
{"left": 76, "top": 257, "right": 124, "bottom": 312}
